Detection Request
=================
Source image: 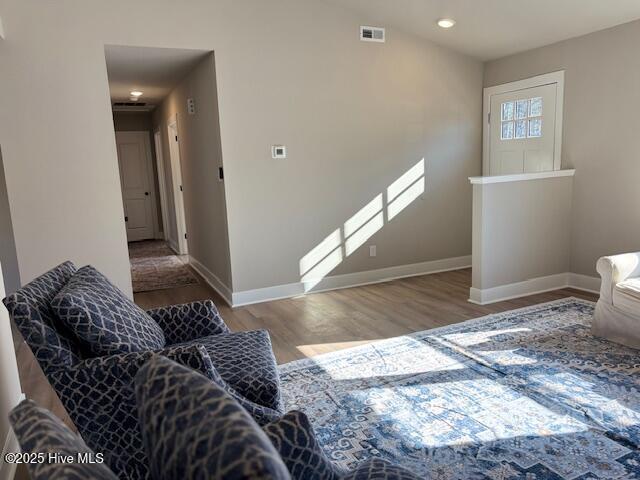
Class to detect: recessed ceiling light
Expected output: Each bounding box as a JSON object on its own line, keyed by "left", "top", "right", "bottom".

{"left": 437, "top": 18, "right": 456, "bottom": 29}
{"left": 130, "top": 90, "right": 143, "bottom": 97}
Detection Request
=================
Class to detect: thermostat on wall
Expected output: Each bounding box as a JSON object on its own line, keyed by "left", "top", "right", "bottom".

{"left": 272, "top": 145, "right": 287, "bottom": 159}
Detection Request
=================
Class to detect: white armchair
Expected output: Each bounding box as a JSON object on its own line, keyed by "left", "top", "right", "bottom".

{"left": 593, "top": 252, "right": 640, "bottom": 349}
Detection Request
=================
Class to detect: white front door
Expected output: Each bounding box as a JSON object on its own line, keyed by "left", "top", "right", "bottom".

{"left": 116, "top": 132, "right": 156, "bottom": 242}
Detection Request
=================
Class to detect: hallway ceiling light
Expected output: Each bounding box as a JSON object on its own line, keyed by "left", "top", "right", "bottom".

{"left": 437, "top": 18, "right": 456, "bottom": 29}
{"left": 130, "top": 90, "right": 143, "bottom": 97}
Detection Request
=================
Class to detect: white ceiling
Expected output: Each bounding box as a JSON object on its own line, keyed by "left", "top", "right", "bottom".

{"left": 324, "top": 0, "right": 640, "bottom": 60}
{"left": 104, "top": 45, "right": 211, "bottom": 105}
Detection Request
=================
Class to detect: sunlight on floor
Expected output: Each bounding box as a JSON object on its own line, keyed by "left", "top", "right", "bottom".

{"left": 364, "top": 381, "right": 589, "bottom": 449}
{"left": 438, "top": 327, "right": 533, "bottom": 347}
{"left": 296, "top": 339, "right": 384, "bottom": 358}
{"left": 298, "top": 335, "right": 469, "bottom": 380}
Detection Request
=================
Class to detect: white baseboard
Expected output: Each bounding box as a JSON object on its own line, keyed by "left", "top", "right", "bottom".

{"left": 567, "top": 273, "right": 601, "bottom": 294}
{"left": 469, "top": 272, "right": 601, "bottom": 305}
{"left": 188, "top": 256, "right": 233, "bottom": 307}
{"left": 232, "top": 255, "right": 472, "bottom": 307}
{"left": 167, "top": 240, "right": 180, "bottom": 255}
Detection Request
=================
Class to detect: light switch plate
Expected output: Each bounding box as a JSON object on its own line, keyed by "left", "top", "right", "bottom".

{"left": 272, "top": 145, "right": 287, "bottom": 159}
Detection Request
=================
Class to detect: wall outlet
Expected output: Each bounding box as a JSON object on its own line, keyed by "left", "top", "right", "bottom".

{"left": 272, "top": 145, "right": 287, "bottom": 159}
{"left": 369, "top": 245, "right": 377, "bottom": 257}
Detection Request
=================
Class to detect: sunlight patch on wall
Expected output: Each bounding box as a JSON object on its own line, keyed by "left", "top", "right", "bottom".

{"left": 344, "top": 195, "right": 383, "bottom": 238}
{"left": 387, "top": 159, "right": 425, "bottom": 220}
{"left": 299, "top": 229, "right": 341, "bottom": 276}
{"left": 299, "top": 159, "right": 426, "bottom": 292}
{"left": 300, "top": 229, "right": 343, "bottom": 290}
{"left": 345, "top": 212, "right": 384, "bottom": 256}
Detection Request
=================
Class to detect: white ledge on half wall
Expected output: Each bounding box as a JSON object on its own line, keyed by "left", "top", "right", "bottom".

{"left": 468, "top": 169, "right": 575, "bottom": 185}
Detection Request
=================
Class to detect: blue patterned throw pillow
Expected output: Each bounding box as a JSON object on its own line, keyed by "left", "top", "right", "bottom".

{"left": 9, "top": 399, "right": 119, "bottom": 480}
{"left": 51, "top": 266, "right": 166, "bottom": 356}
{"left": 263, "top": 410, "right": 346, "bottom": 480}
{"left": 135, "top": 355, "right": 291, "bottom": 480}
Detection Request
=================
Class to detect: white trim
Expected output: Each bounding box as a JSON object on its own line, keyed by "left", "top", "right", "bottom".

{"left": 483, "top": 70, "right": 565, "bottom": 175}
{"left": 232, "top": 255, "right": 472, "bottom": 307}
{"left": 0, "top": 16, "right": 5, "bottom": 40}
{"left": 188, "top": 256, "right": 233, "bottom": 307}
{"left": 568, "top": 273, "right": 601, "bottom": 294}
{"left": 153, "top": 129, "right": 170, "bottom": 241}
{"left": 167, "top": 115, "right": 189, "bottom": 255}
{"left": 167, "top": 239, "right": 180, "bottom": 255}
{"left": 469, "top": 169, "right": 575, "bottom": 185}
{"left": 469, "top": 272, "right": 601, "bottom": 305}
{"left": 1, "top": 393, "right": 25, "bottom": 480}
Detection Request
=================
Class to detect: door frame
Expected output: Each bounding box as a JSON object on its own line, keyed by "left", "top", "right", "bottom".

{"left": 115, "top": 131, "right": 160, "bottom": 241}
{"left": 167, "top": 114, "right": 189, "bottom": 255}
{"left": 482, "top": 70, "right": 565, "bottom": 176}
{"left": 153, "top": 129, "right": 170, "bottom": 240}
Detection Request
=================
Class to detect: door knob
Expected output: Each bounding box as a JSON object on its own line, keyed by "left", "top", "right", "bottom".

{"left": 145, "top": 192, "right": 150, "bottom": 196}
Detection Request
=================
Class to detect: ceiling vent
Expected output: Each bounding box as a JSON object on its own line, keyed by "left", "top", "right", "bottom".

{"left": 360, "top": 26, "right": 385, "bottom": 43}
{"left": 113, "top": 102, "right": 148, "bottom": 107}
{"left": 111, "top": 101, "right": 155, "bottom": 112}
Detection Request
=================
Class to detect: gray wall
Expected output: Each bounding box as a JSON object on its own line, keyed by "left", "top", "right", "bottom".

{"left": 472, "top": 176, "right": 573, "bottom": 290}
{"left": 0, "top": 0, "right": 483, "bottom": 294}
{"left": 112, "top": 111, "right": 152, "bottom": 132}
{"left": 484, "top": 19, "right": 640, "bottom": 277}
{"left": 0, "top": 148, "right": 20, "bottom": 293}
{"left": 153, "top": 54, "right": 233, "bottom": 289}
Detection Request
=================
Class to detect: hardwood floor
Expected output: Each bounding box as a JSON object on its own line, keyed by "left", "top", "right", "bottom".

{"left": 14, "top": 267, "right": 598, "bottom": 431}
{"left": 134, "top": 267, "right": 597, "bottom": 363}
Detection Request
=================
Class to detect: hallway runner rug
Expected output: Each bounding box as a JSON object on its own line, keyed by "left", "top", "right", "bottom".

{"left": 129, "top": 240, "right": 198, "bottom": 293}
{"left": 279, "top": 298, "right": 640, "bottom": 479}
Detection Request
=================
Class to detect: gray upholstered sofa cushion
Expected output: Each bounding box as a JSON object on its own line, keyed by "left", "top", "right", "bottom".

{"left": 2, "top": 261, "right": 81, "bottom": 370}
{"left": 10, "top": 399, "right": 119, "bottom": 480}
{"left": 135, "top": 355, "right": 291, "bottom": 480}
{"left": 51, "top": 265, "right": 166, "bottom": 356}
{"left": 135, "top": 356, "right": 421, "bottom": 480}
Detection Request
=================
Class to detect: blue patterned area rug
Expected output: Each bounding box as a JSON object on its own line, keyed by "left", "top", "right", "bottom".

{"left": 279, "top": 298, "right": 640, "bottom": 479}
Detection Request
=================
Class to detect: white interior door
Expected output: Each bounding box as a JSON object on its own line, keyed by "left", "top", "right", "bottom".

{"left": 167, "top": 118, "right": 189, "bottom": 255}
{"left": 489, "top": 84, "right": 557, "bottom": 175}
{"left": 116, "top": 132, "right": 156, "bottom": 242}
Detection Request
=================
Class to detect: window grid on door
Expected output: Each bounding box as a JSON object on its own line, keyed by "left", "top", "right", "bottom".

{"left": 500, "top": 97, "right": 543, "bottom": 140}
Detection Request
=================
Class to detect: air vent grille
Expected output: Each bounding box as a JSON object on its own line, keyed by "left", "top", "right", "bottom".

{"left": 360, "top": 26, "right": 385, "bottom": 43}
{"left": 113, "top": 102, "right": 147, "bottom": 107}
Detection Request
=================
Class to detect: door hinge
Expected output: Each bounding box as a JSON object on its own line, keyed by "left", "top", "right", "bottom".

{"left": 218, "top": 167, "right": 224, "bottom": 181}
{"left": 175, "top": 135, "right": 178, "bottom": 142}
{"left": 124, "top": 216, "right": 128, "bottom": 222}
{"left": 184, "top": 233, "right": 188, "bottom": 239}
{"left": 179, "top": 185, "right": 183, "bottom": 192}
{"left": 487, "top": 112, "right": 491, "bottom": 124}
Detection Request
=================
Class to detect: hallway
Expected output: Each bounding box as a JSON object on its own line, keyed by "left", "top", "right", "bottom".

{"left": 128, "top": 240, "right": 198, "bottom": 293}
